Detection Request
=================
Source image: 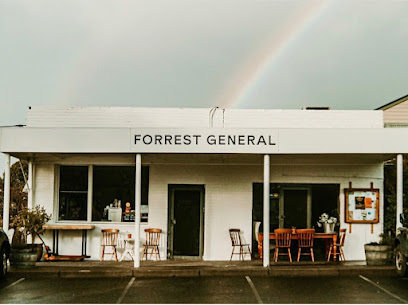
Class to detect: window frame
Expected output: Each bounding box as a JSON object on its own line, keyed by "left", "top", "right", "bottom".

{"left": 55, "top": 164, "right": 149, "bottom": 224}
{"left": 56, "top": 165, "right": 90, "bottom": 223}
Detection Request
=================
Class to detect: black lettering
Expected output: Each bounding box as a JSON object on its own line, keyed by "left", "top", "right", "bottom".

{"left": 143, "top": 135, "right": 153, "bottom": 144}
{"left": 175, "top": 135, "right": 181, "bottom": 145}
{"left": 268, "top": 135, "right": 276, "bottom": 145}
{"left": 219, "top": 135, "right": 225, "bottom": 145}
{"left": 257, "top": 135, "right": 266, "bottom": 145}
{"left": 228, "top": 135, "right": 236, "bottom": 145}
{"left": 248, "top": 135, "right": 255, "bottom": 145}
{"left": 238, "top": 135, "right": 245, "bottom": 145}
{"left": 135, "top": 134, "right": 141, "bottom": 144}
{"left": 155, "top": 135, "right": 162, "bottom": 145}
{"left": 184, "top": 135, "right": 191, "bottom": 145}
{"left": 165, "top": 135, "right": 172, "bottom": 145}
{"left": 193, "top": 135, "right": 201, "bottom": 145}
{"left": 207, "top": 135, "right": 216, "bottom": 145}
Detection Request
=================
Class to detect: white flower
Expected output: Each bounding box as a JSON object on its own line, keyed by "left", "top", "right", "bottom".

{"left": 318, "top": 213, "right": 338, "bottom": 225}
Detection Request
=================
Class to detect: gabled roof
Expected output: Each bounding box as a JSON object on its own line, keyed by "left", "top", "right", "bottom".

{"left": 376, "top": 94, "right": 408, "bottom": 110}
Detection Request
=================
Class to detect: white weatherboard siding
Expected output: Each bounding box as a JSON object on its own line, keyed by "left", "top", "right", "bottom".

{"left": 26, "top": 107, "right": 383, "bottom": 129}
{"left": 35, "top": 154, "right": 383, "bottom": 261}
{"left": 224, "top": 109, "right": 383, "bottom": 129}
{"left": 1, "top": 107, "right": 390, "bottom": 263}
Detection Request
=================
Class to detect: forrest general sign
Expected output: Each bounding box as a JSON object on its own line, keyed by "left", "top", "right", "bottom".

{"left": 131, "top": 128, "right": 279, "bottom": 153}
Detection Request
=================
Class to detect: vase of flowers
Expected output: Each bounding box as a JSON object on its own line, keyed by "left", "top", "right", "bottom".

{"left": 317, "top": 213, "right": 337, "bottom": 233}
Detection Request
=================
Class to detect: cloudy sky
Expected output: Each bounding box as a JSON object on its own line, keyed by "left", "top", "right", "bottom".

{"left": 1, "top": 0, "right": 408, "bottom": 170}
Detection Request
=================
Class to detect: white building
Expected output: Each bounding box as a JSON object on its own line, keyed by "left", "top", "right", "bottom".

{"left": 1, "top": 106, "right": 406, "bottom": 266}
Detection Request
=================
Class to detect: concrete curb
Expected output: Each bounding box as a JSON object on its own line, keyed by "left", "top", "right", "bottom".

{"left": 10, "top": 265, "right": 396, "bottom": 279}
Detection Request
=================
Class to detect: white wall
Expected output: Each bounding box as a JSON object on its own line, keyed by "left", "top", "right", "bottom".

{"left": 26, "top": 106, "right": 383, "bottom": 129}
{"left": 34, "top": 154, "right": 383, "bottom": 261}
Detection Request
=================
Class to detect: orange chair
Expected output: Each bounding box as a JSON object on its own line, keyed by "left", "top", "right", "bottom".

{"left": 273, "top": 228, "right": 292, "bottom": 262}
{"left": 327, "top": 228, "right": 346, "bottom": 261}
{"left": 100, "top": 229, "right": 119, "bottom": 261}
{"left": 142, "top": 228, "right": 162, "bottom": 261}
{"left": 296, "top": 229, "right": 315, "bottom": 262}
{"left": 229, "top": 229, "right": 252, "bottom": 261}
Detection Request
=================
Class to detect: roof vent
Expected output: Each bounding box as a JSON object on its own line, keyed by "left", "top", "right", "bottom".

{"left": 302, "top": 106, "right": 331, "bottom": 110}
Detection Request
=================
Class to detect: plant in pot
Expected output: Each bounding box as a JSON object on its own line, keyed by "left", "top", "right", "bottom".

{"left": 364, "top": 233, "right": 394, "bottom": 266}
{"left": 10, "top": 205, "right": 52, "bottom": 267}
{"left": 316, "top": 213, "right": 338, "bottom": 233}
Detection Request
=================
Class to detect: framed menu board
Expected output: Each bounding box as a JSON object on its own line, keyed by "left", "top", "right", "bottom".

{"left": 345, "top": 188, "right": 379, "bottom": 223}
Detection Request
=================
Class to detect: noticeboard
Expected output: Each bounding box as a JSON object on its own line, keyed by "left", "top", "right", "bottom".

{"left": 345, "top": 188, "right": 380, "bottom": 223}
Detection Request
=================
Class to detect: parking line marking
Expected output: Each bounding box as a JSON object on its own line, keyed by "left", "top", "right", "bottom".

{"left": 245, "top": 276, "right": 263, "bottom": 304}
{"left": 359, "top": 275, "right": 408, "bottom": 304}
{"left": 2, "top": 278, "right": 25, "bottom": 290}
{"left": 116, "top": 277, "right": 135, "bottom": 304}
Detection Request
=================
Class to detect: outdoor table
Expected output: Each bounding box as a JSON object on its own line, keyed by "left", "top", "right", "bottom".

{"left": 43, "top": 224, "right": 95, "bottom": 257}
{"left": 119, "top": 238, "right": 135, "bottom": 262}
{"left": 258, "top": 232, "right": 338, "bottom": 261}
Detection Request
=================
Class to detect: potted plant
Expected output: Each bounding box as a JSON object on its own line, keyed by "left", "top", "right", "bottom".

{"left": 364, "top": 233, "right": 394, "bottom": 266}
{"left": 317, "top": 213, "right": 338, "bottom": 233}
{"left": 9, "top": 205, "right": 52, "bottom": 266}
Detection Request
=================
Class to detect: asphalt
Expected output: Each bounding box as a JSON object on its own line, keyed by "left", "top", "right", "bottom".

{"left": 7, "top": 260, "right": 397, "bottom": 279}
{"left": 1, "top": 275, "right": 407, "bottom": 303}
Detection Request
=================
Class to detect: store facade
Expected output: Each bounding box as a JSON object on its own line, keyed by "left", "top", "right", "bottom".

{"left": 1, "top": 107, "right": 407, "bottom": 267}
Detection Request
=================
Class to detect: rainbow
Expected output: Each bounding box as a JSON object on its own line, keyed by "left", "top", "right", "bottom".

{"left": 217, "top": 1, "right": 334, "bottom": 109}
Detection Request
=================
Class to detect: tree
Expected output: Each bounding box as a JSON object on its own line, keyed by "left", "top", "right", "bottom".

{"left": 0, "top": 160, "right": 28, "bottom": 229}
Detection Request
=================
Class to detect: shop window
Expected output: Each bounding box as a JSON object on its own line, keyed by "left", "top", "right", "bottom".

{"left": 58, "top": 166, "right": 88, "bottom": 221}
{"left": 92, "top": 166, "right": 149, "bottom": 222}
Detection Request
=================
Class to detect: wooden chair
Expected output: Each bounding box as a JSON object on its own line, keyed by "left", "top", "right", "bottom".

{"left": 229, "top": 229, "right": 252, "bottom": 261}
{"left": 100, "top": 229, "right": 119, "bottom": 261}
{"left": 327, "top": 228, "right": 347, "bottom": 261}
{"left": 296, "top": 229, "right": 315, "bottom": 262}
{"left": 274, "top": 228, "right": 292, "bottom": 262}
{"left": 142, "top": 228, "right": 162, "bottom": 261}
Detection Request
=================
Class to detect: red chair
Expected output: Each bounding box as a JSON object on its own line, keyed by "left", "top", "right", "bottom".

{"left": 327, "top": 229, "right": 346, "bottom": 261}
{"left": 296, "top": 229, "right": 315, "bottom": 262}
{"left": 274, "top": 228, "right": 292, "bottom": 262}
{"left": 229, "top": 229, "right": 252, "bottom": 261}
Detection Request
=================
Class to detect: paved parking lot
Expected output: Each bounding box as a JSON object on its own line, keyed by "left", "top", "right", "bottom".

{"left": 1, "top": 274, "right": 407, "bottom": 303}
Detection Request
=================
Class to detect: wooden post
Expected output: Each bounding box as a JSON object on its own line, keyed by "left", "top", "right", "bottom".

{"left": 263, "top": 155, "right": 270, "bottom": 267}
{"left": 396, "top": 154, "right": 403, "bottom": 230}
{"left": 2, "top": 154, "right": 10, "bottom": 231}
{"left": 134, "top": 154, "right": 142, "bottom": 268}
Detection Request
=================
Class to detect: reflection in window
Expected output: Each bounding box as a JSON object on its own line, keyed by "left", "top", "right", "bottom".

{"left": 58, "top": 166, "right": 88, "bottom": 221}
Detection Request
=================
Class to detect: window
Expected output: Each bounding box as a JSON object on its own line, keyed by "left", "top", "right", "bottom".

{"left": 91, "top": 165, "right": 149, "bottom": 222}
{"left": 58, "top": 165, "right": 149, "bottom": 222}
{"left": 92, "top": 166, "right": 135, "bottom": 221}
{"left": 58, "top": 166, "right": 88, "bottom": 221}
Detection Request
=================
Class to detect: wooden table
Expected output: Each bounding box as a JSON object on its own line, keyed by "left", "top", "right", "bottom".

{"left": 258, "top": 232, "right": 338, "bottom": 261}
{"left": 43, "top": 224, "right": 95, "bottom": 257}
